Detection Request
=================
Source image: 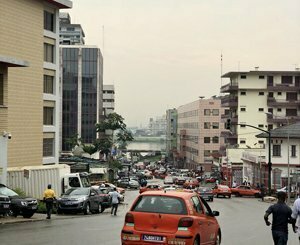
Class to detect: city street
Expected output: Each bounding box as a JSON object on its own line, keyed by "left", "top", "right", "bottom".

{"left": 1, "top": 180, "right": 299, "bottom": 245}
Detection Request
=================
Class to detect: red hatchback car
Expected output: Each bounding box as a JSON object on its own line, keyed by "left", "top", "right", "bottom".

{"left": 121, "top": 191, "right": 221, "bottom": 245}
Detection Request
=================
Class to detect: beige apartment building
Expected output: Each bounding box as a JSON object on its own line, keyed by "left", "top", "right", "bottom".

{"left": 176, "top": 97, "right": 225, "bottom": 173}
{"left": 0, "top": 0, "right": 72, "bottom": 170}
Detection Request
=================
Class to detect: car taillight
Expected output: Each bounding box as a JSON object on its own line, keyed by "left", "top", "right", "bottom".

{"left": 125, "top": 213, "right": 134, "bottom": 223}
{"left": 178, "top": 217, "right": 193, "bottom": 227}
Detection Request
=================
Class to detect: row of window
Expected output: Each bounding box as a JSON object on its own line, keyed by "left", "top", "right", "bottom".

{"left": 273, "top": 144, "right": 297, "bottom": 157}
{"left": 239, "top": 107, "right": 298, "bottom": 116}
{"left": 240, "top": 75, "right": 300, "bottom": 84}
{"left": 240, "top": 91, "right": 298, "bottom": 100}
{"left": 178, "top": 122, "right": 198, "bottom": 129}
{"left": 204, "top": 137, "right": 219, "bottom": 144}
{"left": 178, "top": 109, "right": 198, "bottom": 118}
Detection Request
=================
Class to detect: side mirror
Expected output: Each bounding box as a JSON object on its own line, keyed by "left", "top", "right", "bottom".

{"left": 212, "top": 211, "right": 219, "bottom": 217}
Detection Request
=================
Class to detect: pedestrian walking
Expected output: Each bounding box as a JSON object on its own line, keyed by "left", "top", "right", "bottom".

{"left": 43, "top": 184, "right": 56, "bottom": 219}
{"left": 109, "top": 187, "right": 121, "bottom": 216}
{"left": 232, "top": 180, "right": 237, "bottom": 188}
{"left": 291, "top": 194, "right": 300, "bottom": 243}
{"left": 264, "top": 191, "right": 292, "bottom": 245}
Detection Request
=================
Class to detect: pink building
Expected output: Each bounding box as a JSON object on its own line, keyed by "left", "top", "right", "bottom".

{"left": 176, "top": 97, "right": 225, "bottom": 173}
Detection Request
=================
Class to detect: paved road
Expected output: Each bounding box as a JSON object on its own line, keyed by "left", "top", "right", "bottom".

{"left": 1, "top": 179, "right": 299, "bottom": 245}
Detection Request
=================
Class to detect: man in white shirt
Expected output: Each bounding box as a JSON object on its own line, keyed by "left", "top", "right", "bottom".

{"left": 291, "top": 195, "right": 300, "bottom": 243}
{"left": 109, "top": 187, "right": 122, "bottom": 216}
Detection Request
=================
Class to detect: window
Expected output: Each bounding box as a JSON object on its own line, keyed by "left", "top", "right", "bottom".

{"left": 286, "top": 109, "right": 297, "bottom": 116}
{"left": 67, "top": 27, "right": 75, "bottom": 31}
{"left": 240, "top": 91, "right": 246, "bottom": 95}
{"left": 278, "top": 92, "right": 282, "bottom": 96}
{"left": 204, "top": 137, "right": 210, "bottom": 143}
{"left": 0, "top": 74, "right": 3, "bottom": 105}
{"left": 44, "top": 43, "right": 54, "bottom": 63}
{"left": 258, "top": 92, "right": 264, "bottom": 96}
{"left": 240, "top": 124, "right": 246, "bottom": 128}
{"left": 277, "top": 108, "right": 282, "bottom": 112}
{"left": 286, "top": 92, "right": 297, "bottom": 101}
{"left": 258, "top": 108, "right": 264, "bottom": 112}
{"left": 212, "top": 136, "right": 219, "bottom": 143}
{"left": 240, "top": 140, "right": 246, "bottom": 144}
{"left": 258, "top": 140, "right": 264, "bottom": 144}
{"left": 259, "top": 75, "right": 265, "bottom": 79}
{"left": 44, "top": 11, "right": 54, "bottom": 32}
{"left": 258, "top": 124, "right": 264, "bottom": 128}
{"left": 43, "top": 75, "right": 54, "bottom": 94}
{"left": 212, "top": 122, "right": 219, "bottom": 129}
{"left": 204, "top": 122, "right": 210, "bottom": 129}
{"left": 191, "top": 196, "right": 203, "bottom": 214}
{"left": 43, "top": 107, "right": 54, "bottom": 125}
{"left": 212, "top": 109, "right": 219, "bottom": 116}
{"left": 43, "top": 138, "right": 54, "bottom": 157}
{"left": 240, "top": 75, "right": 247, "bottom": 79}
{"left": 273, "top": 145, "right": 281, "bottom": 157}
{"left": 204, "top": 150, "right": 211, "bottom": 157}
{"left": 204, "top": 109, "right": 211, "bottom": 116}
{"left": 281, "top": 76, "right": 293, "bottom": 84}
{"left": 291, "top": 145, "right": 297, "bottom": 157}
{"left": 240, "top": 107, "right": 246, "bottom": 112}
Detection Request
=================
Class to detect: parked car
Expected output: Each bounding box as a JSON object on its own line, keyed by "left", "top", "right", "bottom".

{"left": 0, "top": 194, "right": 11, "bottom": 216}
{"left": 139, "top": 184, "right": 162, "bottom": 194}
{"left": 57, "top": 187, "right": 102, "bottom": 215}
{"left": 276, "top": 186, "right": 296, "bottom": 197}
{"left": 213, "top": 185, "right": 232, "bottom": 198}
{"left": 102, "top": 183, "right": 125, "bottom": 195}
{"left": 121, "top": 190, "right": 221, "bottom": 245}
{"left": 196, "top": 187, "right": 214, "bottom": 202}
{"left": 118, "top": 179, "right": 140, "bottom": 189}
{"left": 205, "top": 177, "right": 217, "bottom": 183}
{"left": 0, "top": 184, "right": 38, "bottom": 218}
{"left": 231, "top": 185, "right": 261, "bottom": 197}
{"left": 175, "top": 176, "right": 186, "bottom": 185}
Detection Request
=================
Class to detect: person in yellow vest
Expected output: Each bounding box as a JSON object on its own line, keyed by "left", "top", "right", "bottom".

{"left": 43, "top": 184, "right": 56, "bottom": 219}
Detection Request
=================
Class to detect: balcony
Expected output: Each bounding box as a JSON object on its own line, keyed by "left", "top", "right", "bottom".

{"left": 220, "top": 83, "right": 238, "bottom": 93}
{"left": 221, "top": 96, "right": 238, "bottom": 107}
{"left": 267, "top": 116, "right": 300, "bottom": 124}
{"left": 267, "top": 83, "right": 300, "bottom": 92}
{"left": 267, "top": 97, "right": 300, "bottom": 107}
{"left": 220, "top": 131, "right": 238, "bottom": 139}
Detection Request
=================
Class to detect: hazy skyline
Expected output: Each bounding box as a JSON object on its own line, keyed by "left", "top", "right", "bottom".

{"left": 66, "top": 0, "right": 300, "bottom": 127}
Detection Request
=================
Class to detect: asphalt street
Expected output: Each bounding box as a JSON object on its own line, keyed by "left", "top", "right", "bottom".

{"left": 1, "top": 179, "right": 299, "bottom": 245}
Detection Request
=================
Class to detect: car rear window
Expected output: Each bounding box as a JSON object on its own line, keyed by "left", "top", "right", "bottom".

{"left": 132, "top": 195, "right": 187, "bottom": 215}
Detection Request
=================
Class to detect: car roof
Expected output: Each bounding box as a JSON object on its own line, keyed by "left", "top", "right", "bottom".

{"left": 140, "top": 190, "right": 195, "bottom": 198}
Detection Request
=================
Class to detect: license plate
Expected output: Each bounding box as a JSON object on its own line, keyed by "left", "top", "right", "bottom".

{"left": 3, "top": 204, "right": 9, "bottom": 208}
{"left": 32, "top": 206, "right": 37, "bottom": 209}
{"left": 65, "top": 202, "right": 74, "bottom": 205}
{"left": 142, "top": 235, "right": 164, "bottom": 242}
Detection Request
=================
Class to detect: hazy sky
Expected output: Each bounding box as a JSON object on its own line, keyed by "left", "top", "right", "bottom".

{"left": 66, "top": 0, "right": 300, "bottom": 127}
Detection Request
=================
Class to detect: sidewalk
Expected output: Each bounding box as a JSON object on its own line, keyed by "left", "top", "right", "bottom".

{"left": 0, "top": 213, "right": 78, "bottom": 225}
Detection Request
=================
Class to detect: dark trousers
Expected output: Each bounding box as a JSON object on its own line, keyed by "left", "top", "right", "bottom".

{"left": 111, "top": 203, "right": 118, "bottom": 215}
{"left": 45, "top": 199, "right": 53, "bottom": 218}
{"left": 272, "top": 230, "right": 288, "bottom": 245}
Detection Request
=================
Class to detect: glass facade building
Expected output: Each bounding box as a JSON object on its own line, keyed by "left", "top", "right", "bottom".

{"left": 61, "top": 46, "right": 103, "bottom": 151}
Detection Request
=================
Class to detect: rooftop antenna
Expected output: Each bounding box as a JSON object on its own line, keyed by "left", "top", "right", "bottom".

{"left": 220, "top": 52, "right": 223, "bottom": 94}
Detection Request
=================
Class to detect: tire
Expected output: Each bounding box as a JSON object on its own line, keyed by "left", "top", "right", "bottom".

{"left": 235, "top": 192, "right": 240, "bottom": 197}
{"left": 22, "top": 212, "right": 34, "bottom": 218}
{"left": 216, "top": 194, "right": 219, "bottom": 198}
{"left": 84, "top": 202, "right": 90, "bottom": 215}
{"left": 215, "top": 230, "right": 221, "bottom": 245}
{"left": 193, "top": 236, "right": 200, "bottom": 245}
{"left": 98, "top": 203, "right": 105, "bottom": 213}
{"left": 211, "top": 197, "right": 214, "bottom": 202}
{"left": 228, "top": 194, "right": 231, "bottom": 198}
{"left": 254, "top": 193, "right": 260, "bottom": 198}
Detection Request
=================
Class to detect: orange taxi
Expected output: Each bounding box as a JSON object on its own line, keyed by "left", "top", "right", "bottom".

{"left": 212, "top": 185, "right": 231, "bottom": 198}
{"left": 230, "top": 185, "right": 261, "bottom": 197}
{"left": 139, "top": 184, "right": 162, "bottom": 194}
{"left": 121, "top": 190, "right": 221, "bottom": 245}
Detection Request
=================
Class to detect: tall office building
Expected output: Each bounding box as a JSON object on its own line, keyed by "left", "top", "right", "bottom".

{"left": 0, "top": 0, "right": 72, "bottom": 171}
{"left": 166, "top": 109, "right": 177, "bottom": 161}
{"left": 59, "top": 12, "right": 85, "bottom": 45}
{"left": 60, "top": 46, "right": 103, "bottom": 151}
{"left": 177, "top": 98, "right": 225, "bottom": 171}
{"left": 103, "top": 85, "right": 115, "bottom": 116}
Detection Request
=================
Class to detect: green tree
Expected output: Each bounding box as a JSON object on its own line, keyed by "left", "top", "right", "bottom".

{"left": 116, "top": 129, "right": 134, "bottom": 149}
{"left": 65, "top": 134, "right": 81, "bottom": 151}
{"left": 81, "top": 144, "right": 98, "bottom": 158}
